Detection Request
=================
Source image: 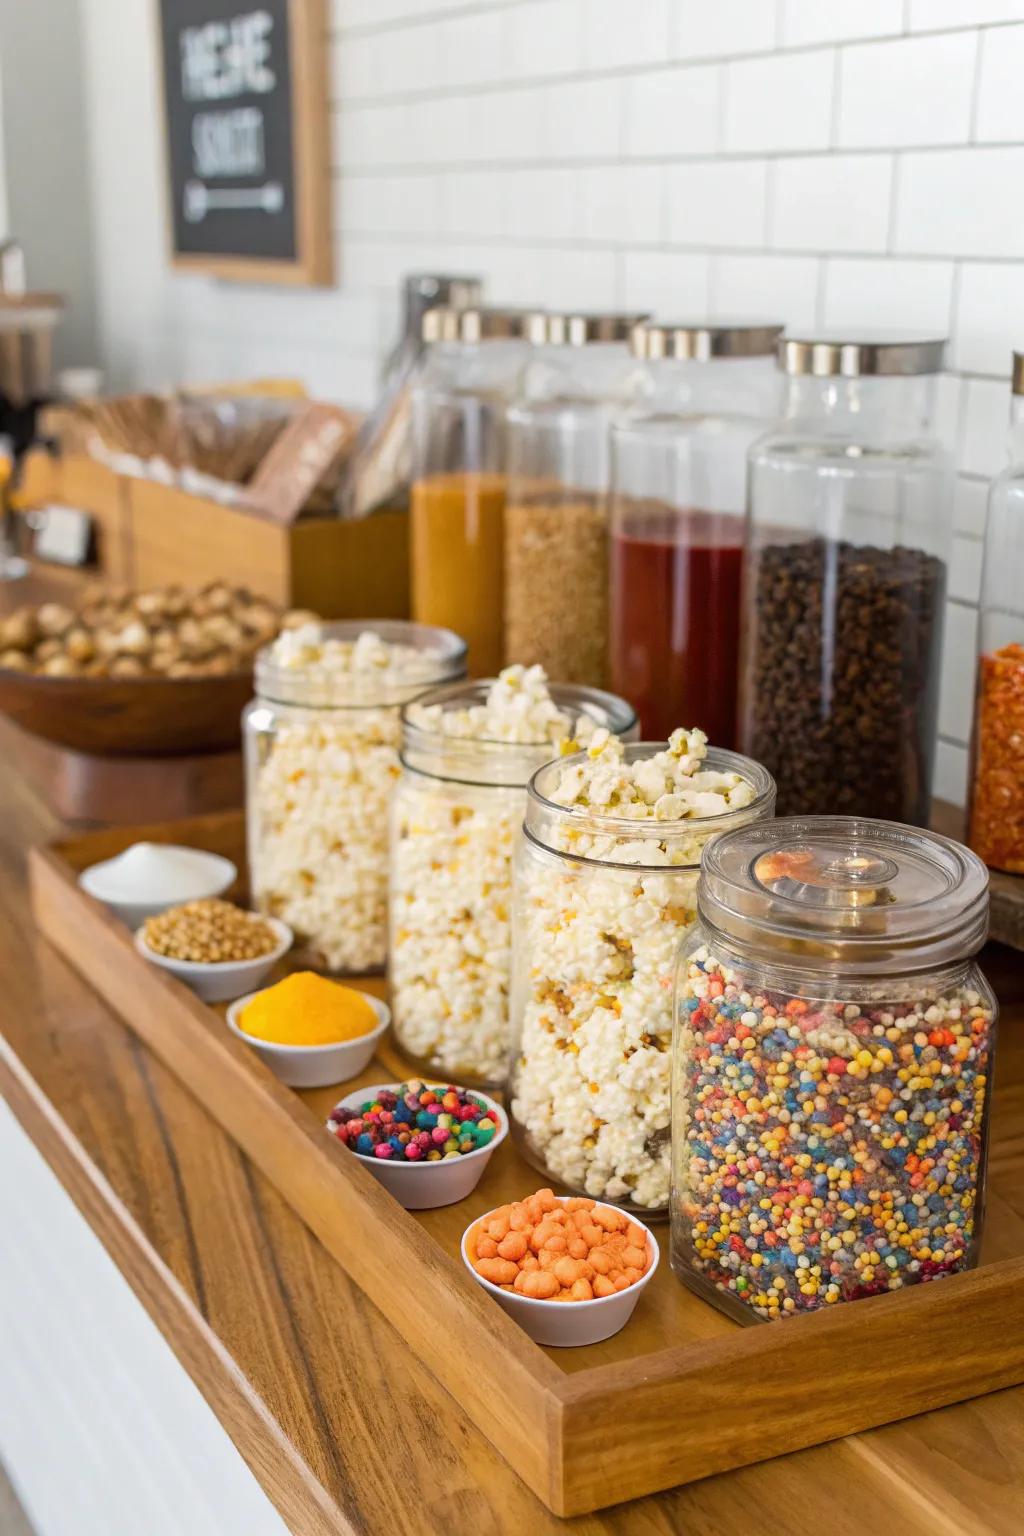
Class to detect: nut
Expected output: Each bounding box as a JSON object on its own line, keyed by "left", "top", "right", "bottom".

{"left": 36, "top": 603, "right": 75, "bottom": 638}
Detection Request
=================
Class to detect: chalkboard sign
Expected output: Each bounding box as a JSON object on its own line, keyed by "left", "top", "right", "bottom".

{"left": 157, "top": 0, "right": 331, "bottom": 285}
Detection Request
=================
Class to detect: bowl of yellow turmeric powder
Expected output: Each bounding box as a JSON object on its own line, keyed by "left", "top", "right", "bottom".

{"left": 226, "top": 971, "right": 390, "bottom": 1089}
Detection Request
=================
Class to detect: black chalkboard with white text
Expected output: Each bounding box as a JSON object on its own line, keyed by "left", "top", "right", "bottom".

{"left": 159, "top": 0, "right": 307, "bottom": 270}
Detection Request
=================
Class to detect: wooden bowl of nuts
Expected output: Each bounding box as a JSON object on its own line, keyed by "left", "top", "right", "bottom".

{"left": 0, "top": 583, "right": 316, "bottom": 756}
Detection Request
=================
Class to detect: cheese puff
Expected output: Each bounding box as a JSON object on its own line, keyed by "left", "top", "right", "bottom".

{"left": 497, "top": 1232, "right": 528, "bottom": 1262}
{"left": 520, "top": 1271, "right": 559, "bottom": 1300}
{"left": 530, "top": 1221, "right": 561, "bottom": 1252}
{"left": 553, "top": 1256, "right": 584, "bottom": 1288}
{"left": 593, "top": 1207, "right": 625, "bottom": 1233}
{"left": 570, "top": 1278, "right": 594, "bottom": 1301}
{"left": 476, "top": 1236, "right": 498, "bottom": 1259}
{"left": 476, "top": 1257, "right": 518, "bottom": 1285}
{"left": 592, "top": 1275, "right": 616, "bottom": 1299}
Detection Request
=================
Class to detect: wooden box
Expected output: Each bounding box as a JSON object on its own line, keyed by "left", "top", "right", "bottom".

{"left": 126, "top": 479, "right": 409, "bottom": 619}
{"left": 17, "top": 452, "right": 134, "bottom": 583}
{"left": 17, "top": 452, "right": 410, "bottom": 620}
{"left": 28, "top": 812, "right": 1024, "bottom": 1519}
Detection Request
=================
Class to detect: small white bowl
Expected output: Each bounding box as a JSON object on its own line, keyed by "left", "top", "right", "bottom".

{"left": 134, "top": 916, "right": 292, "bottom": 1003}
{"left": 461, "top": 1197, "right": 660, "bottom": 1347}
{"left": 80, "top": 845, "right": 236, "bottom": 929}
{"left": 226, "top": 988, "right": 390, "bottom": 1089}
{"left": 327, "top": 1083, "right": 508, "bottom": 1210}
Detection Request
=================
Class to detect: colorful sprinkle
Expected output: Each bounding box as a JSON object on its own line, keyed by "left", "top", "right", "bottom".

{"left": 672, "top": 949, "right": 994, "bottom": 1321}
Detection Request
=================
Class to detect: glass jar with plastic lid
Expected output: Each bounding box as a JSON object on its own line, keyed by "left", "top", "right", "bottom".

{"left": 673, "top": 816, "right": 996, "bottom": 1322}
{"left": 742, "top": 335, "right": 953, "bottom": 825}
{"left": 389, "top": 673, "right": 637, "bottom": 1086}
{"left": 244, "top": 621, "right": 466, "bottom": 975}
{"left": 504, "top": 312, "right": 645, "bottom": 688}
{"left": 411, "top": 307, "right": 533, "bottom": 678}
{"left": 508, "top": 733, "right": 776, "bottom": 1213}
{"left": 968, "top": 351, "right": 1024, "bottom": 873}
{"left": 610, "top": 320, "right": 783, "bottom": 748}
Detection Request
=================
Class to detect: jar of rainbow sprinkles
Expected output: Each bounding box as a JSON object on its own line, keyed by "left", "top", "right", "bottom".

{"left": 672, "top": 817, "right": 996, "bottom": 1322}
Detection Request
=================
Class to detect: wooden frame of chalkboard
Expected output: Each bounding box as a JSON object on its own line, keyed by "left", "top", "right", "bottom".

{"left": 156, "top": 0, "right": 332, "bottom": 287}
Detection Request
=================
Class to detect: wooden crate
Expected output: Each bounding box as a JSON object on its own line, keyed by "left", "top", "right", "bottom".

{"left": 28, "top": 813, "right": 1024, "bottom": 1518}
{"left": 17, "top": 452, "right": 410, "bottom": 620}
{"left": 126, "top": 480, "right": 409, "bottom": 619}
{"left": 20, "top": 452, "right": 134, "bottom": 583}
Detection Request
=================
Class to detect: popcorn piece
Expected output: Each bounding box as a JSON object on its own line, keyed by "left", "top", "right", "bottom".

{"left": 510, "top": 730, "right": 766, "bottom": 1211}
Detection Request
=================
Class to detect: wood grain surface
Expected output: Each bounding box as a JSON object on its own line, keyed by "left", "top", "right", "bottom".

{"left": 21, "top": 806, "right": 1024, "bottom": 1523}
{"left": 0, "top": 590, "right": 1021, "bottom": 1531}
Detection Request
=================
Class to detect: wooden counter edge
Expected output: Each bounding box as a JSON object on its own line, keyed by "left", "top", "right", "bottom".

{"left": 0, "top": 1032, "right": 353, "bottom": 1536}
{"left": 28, "top": 843, "right": 567, "bottom": 1513}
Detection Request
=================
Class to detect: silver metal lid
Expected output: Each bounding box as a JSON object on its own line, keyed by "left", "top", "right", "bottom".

{"left": 421, "top": 306, "right": 533, "bottom": 344}
{"left": 632, "top": 320, "right": 783, "bottom": 362}
{"left": 779, "top": 334, "right": 947, "bottom": 378}
{"left": 698, "top": 816, "right": 989, "bottom": 975}
{"left": 528, "top": 311, "right": 647, "bottom": 347}
{"left": 1013, "top": 351, "right": 1024, "bottom": 397}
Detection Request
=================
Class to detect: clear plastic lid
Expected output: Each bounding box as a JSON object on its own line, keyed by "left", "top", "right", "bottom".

{"left": 699, "top": 816, "right": 989, "bottom": 974}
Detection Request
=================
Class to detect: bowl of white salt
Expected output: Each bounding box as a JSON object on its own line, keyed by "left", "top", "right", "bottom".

{"left": 79, "top": 841, "right": 237, "bottom": 929}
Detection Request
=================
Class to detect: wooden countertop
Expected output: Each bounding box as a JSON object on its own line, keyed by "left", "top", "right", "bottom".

{"left": 1, "top": 738, "right": 1023, "bottom": 1530}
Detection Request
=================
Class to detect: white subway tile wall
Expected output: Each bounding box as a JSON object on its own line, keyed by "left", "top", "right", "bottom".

{"left": 82, "top": 0, "right": 1024, "bottom": 805}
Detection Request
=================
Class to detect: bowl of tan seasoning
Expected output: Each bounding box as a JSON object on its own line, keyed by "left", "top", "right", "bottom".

{"left": 226, "top": 971, "right": 390, "bottom": 1088}
{"left": 136, "top": 897, "right": 292, "bottom": 1002}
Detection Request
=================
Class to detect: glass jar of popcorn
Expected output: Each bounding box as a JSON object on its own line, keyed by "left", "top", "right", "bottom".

{"left": 673, "top": 818, "right": 996, "bottom": 1322}
{"left": 389, "top": 665, "right": 637, "bottom": 1087}
{"left": 244, "top": 622, "right": 466, "bottom": 975}
{"left": 509, "top": 729, "right": 776, "bottom": 1213}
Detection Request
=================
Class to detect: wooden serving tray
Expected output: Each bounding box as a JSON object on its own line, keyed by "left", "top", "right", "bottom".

{"left": 29, "top": 812, "right": 1024, "bottom": 1518}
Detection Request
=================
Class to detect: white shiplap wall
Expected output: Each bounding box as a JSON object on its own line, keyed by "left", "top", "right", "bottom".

{"left": 81, "top": 0, "right": 1024, "bottom": 803}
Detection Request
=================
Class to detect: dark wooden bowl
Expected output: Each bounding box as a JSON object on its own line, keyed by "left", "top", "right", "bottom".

{"left": 0, "top": 665, "right": 255, "bottom": 756}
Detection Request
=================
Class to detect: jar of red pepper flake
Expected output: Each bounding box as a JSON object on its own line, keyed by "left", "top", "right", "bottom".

{"left": 968, "top": 352, "right": 1024, "bottom": 874}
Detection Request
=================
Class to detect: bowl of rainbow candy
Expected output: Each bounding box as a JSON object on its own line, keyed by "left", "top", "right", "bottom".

{"left": 325, "top": 1079, "right": 507, "bottom": 1209}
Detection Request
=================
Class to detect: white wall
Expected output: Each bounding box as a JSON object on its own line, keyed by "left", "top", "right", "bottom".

{"left": 0, "top": 0, "right": 98, "bottom": 368}
{"left": 79, "top": 0, "right": 1024, "bottom": 802}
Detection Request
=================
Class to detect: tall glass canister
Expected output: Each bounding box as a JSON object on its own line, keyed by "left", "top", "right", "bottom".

{"left": 411, "top": 307, "right": 532, "bottom": 677}
{"left": 673, "top": 817, "right": 996, "bottom": 1322}
{"left": 504, "top": 312, "right": 644, "bottom": 686}
{"left": 244, "top": 622, "right": 466, "bottom": 974}
{"left": 968, "top": 352, "right": 1024, "bottom": 873}
{"left": 389, "top": 669, "right": 636, "bottom": 1086}
{"left": 743, "top": 336, "right": 953, "bottom": 825}
{"left": 509, "top": 729, "right": 775, "bottom": 1214}
{"left": 610, "top": 321, "right": 783, "bottom": 747}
